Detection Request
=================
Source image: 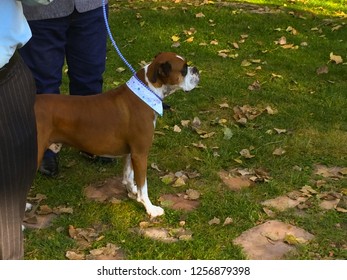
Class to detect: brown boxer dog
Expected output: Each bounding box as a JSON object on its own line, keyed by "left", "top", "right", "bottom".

{"left": 34, "top": 52, "right": 200, "bottom": 217}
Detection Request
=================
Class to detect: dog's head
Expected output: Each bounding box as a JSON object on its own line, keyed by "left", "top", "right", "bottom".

{"left": 146, "top": 52, "right": 200, "bottom": 97}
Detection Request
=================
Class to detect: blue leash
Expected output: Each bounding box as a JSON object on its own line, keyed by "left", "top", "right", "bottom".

{"left": 102, "top": 0, "right": 163, "bottom": 104}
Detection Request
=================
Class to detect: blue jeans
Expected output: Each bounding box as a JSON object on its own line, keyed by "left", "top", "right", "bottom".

{"left": 20, "top": 6, "right": 107, "bottom": 95}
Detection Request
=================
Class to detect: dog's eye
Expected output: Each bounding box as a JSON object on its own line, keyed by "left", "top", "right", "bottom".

{"left": 181, "top": 64, "right": 188, "bottom": 76}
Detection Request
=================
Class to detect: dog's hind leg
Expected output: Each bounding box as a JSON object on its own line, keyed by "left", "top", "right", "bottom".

{"left": 122, "top": 154, "right": 137, "bottom": 199}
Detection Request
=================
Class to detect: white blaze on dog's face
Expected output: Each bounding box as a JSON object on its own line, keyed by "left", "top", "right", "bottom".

{"left": 146, "top": 52, "right": 200, "bottom": 97}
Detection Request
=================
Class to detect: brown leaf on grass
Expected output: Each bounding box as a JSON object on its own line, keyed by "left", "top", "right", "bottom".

{"left": 181, "top": 119, "right": 190, "bottom": 127}
{"left": 218, "top": 170, "right": 253, "bottom": 191}
{"left": 286, "top": 26, "right": 298, "bottom": 35}
{"left": 161, "top": 173, "right": 176, "bottom": 185}
{"left": 219, "top": 167, "right": 271, "bottom": 191}
{"left": 208, "top": 217, "right": 221, "bottom": 225}
{"left": 282, "top": 44, "right": 298, "bottom": 49}
{"left": 132, "top": 226, "right": 193, "bottom": 243}
{"left": 219, "top": 102, "right": 229, "bottom": 108}
{"left": 314, "top": 164, "right": 347, "bottom": 179}
{"left": 275, "top": 36, "right": 287, "bottom": 45}
{"left": 27, "top": 193, "right": 47, "bottom": 202}
{"left": 53, "top": 206, "right": 73, "bottom": 215}
{"left": 192, "top": 142, "right": 207, "bottom": 149}
{"left": 262, "top": 196, "right": 302, "bottom": 211}
{"left": 185, "top": 36, "right": 194, "bottom": 43}
{"left": 151, "top": 162, "right": 161, "bottom": 172}
{"left": 200, "top": 132, "right": 216, "bottom": 139}
{"left": 241, "top": 60, "right": 252, "bottom": 67}
{"left": 319, "top": 199, "right": 340, "bottom": 210}
{"left": 37, "top": 205, "right": 53, "bottom": 215}
{"left": 232, "top": 42, "right": 240, "bottom": 49}
{"left": 240, "top": 148, "right": 255, "bottom": 159}
{"left": 223, "top": 217, "right": 234, "bottom": 226}
{"left": 248, "top": 80, "right": 261, "bottom": 91}
{"left": 329, "top": 52, "right": 343, "bottom": 64}
{"left": 87, "top": 243, "right": 125, "bottom": 260}
{"left": 274, "top": 128, "right": 287, "bottom": 134}
{"left": 171, "top": 35, "right": 180, "bottom": 42}
{"left": 233, "top": 105, "right": 263, "bottom": 124}
{"left": 186, "top": 189, "right": 201, "bottom": 200}
{"left": 263, "top": 207, "right": 276, "bottom": 218}
{"left": 161, "top": 169, "right": 200, "bottom": 187}
{"left": 264, "top": 106, "right": 278, "bottom": 115}
{"left": 316, "top": 65, "right": 329, "bottom": 75}
{"left": 192, "top": 116, "right": 201, "bottom": 129}
{"left": 173, "top": 177, "right": 186, "bottom": 187}
{"left": 173, "top": 125, "right": 182, "bottom": 133}
{"left": 66, "top": 251, "right": 85, "bottom": 260}
{"left": 273, "top": 147, "right": 286, "bottom": 156}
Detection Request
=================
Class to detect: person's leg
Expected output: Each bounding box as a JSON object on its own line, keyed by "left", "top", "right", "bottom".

{"left": 0, "top": 53, "right": 37, "bottom": 259}
{"left": 66, "top": 6, "right": 107, "bottom": 95}
{"left": 19, "top": 18, "right": 69, "bottom": 176}
{"left": 19, "top": 18, "right": 68, "bottom": 94}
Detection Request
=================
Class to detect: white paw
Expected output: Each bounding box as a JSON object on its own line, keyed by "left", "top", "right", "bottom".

{"left": 147, "top": 205, "right": 165, "bottom": 218}
{"left": 22, "top": 225, "right": 26, "bottom": 231}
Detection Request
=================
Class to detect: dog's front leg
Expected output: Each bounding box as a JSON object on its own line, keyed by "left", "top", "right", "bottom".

{"left": 122, "top": 154, "right": 137, "bottom": 199}
{"left": 131, "top": 153, "right": 164, "bottom": 218}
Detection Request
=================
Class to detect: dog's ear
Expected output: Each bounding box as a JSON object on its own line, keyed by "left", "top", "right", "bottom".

{"left": 150, "top": 61, "right": 172, "bottom": 83}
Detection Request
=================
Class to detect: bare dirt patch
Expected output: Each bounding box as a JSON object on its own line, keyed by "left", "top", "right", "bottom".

{"left": 233, "top": 220, "right": 314, "bottom": 260}
{"left": 159, "top": 192, "right": 200, "bottom": 211}
{"left": 84, "top": 177, "right": 128, "bottom": 203}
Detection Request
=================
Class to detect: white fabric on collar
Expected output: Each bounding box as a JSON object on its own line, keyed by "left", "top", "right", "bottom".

{"left": 126, "top": 75, "right": 163, "bottom": 116}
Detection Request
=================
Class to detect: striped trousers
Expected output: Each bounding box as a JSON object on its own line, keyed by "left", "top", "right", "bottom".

{"left": 0, "top": 53, "right": 37, "bottom": 259}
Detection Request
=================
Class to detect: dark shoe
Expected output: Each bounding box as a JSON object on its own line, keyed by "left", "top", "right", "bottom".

{"left": 39, "top": 152, "right": 58, "bottom": 177}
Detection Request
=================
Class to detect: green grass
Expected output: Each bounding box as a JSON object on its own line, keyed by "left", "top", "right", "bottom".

{"left": 25, "top": 0, "right": 347, "bottom": 260}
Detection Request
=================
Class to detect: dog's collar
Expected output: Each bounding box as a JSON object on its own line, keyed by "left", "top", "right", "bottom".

{"left": 126, "top": 75, "right": 163, "bottom": 116}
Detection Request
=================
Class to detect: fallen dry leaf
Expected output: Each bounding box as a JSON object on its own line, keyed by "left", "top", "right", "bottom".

{"left": 181, "top": 119, "right": 190, "bottom": 127}
{"left": 241, "top": 60, "right": 252, "bottom": 67}
{"left": 273, "top": 147, "right": 286, "bottom": 156}
{"left": 208, "top": 217, "right": 221, "bottom": 225}
{"left": 66, "top": 251, "right": 85, "bottom": 260}
{"left": 218, "top": 170, "right": 253, "bottom": 191}
{"left": 274, "top": 128, "right": 287, "bottom": 134}
{"left": 223, "top": 217, "right": 233, "bottom": 226}
{"left": 186, "top": 189, "right": 200, "bottom": 200}
{"left": 173, "top": 177, "right": 186, "bottom": 187}
{"left": 316, "top": 65, "right": 329, "bottom": 75}
{"left": 240, "top": 148, "right": 255, "bottom": 159}
{"left": 192, "top": 142, "right": 207, "bottom": 149}
{"left": 329, "top": 52, "right": 343, "bottom": 64}
{"left": 248, "top": 80, "right": 261, "bottom": 91}
{"left": 171, "top": 35, "right": 180, "bottom": 42}
{"left": 173, "top": 125, "right": 182, "bottom": 133}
